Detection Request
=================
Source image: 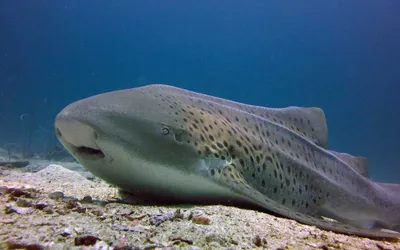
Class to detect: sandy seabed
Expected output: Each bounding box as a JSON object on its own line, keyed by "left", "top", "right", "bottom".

{"left": 0, "top": 161, "right": 399, "bottom": 250}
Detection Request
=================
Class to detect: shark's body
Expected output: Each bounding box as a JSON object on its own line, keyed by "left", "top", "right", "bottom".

{"left": 55, "top": 84, "right": 400, "bottom": 239}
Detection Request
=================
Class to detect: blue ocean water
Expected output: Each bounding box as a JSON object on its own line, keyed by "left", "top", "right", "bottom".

{"left": 0, "top": 1, "right": 399, "bottom": 183}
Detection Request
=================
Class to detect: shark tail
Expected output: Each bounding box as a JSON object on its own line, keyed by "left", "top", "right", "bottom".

{"left": 375, "top": 182, "right": 400, "bottom": 232}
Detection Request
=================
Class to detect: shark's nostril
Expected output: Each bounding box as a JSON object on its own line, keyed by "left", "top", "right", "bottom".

{"left": 55, "top": 127, "right": 62, "bottom": 138}
{"left": 54, "top": 118, "right": 100, "bottom": 150}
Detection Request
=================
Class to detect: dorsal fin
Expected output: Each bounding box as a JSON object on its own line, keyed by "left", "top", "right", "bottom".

{"left": 149, "top": 85, "right": 329, "bottom": 148}
{"left": 329, "top": 150, "right": 369, "bottom": 178}
{"left": 263, "top": 107, "right": 328, "bottom": 148}
{"left": 376, "top": 182, "right": 400, "bottom": 194}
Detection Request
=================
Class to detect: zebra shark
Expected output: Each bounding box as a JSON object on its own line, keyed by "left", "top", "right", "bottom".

{"left": 55, "top": 84, "right": 400, "bottom": 239}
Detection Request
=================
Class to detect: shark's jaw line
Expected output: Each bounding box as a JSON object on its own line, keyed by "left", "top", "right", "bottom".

{"left": 55, "top": 119, "right": 105, "bottom": 160}
{"left": 55, "top": 84, "right": 400, "bottom": 240}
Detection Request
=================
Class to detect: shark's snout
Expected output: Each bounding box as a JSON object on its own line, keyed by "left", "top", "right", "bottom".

{"left": 55, "top": 110, "right": 105, "bottom": 159}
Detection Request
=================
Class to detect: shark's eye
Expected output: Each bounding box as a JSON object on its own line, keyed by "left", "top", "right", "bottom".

{"left": 162, "top": 127, "right": 170, "bottom": 135}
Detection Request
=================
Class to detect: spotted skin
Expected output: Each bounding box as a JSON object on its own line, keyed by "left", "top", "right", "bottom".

{"left": 55, "top": 84, "right": 400, "bottom": 240}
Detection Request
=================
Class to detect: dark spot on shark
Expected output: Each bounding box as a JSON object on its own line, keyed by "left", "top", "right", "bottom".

{"left": 265, "top": 156, "right": 273, "bottom": 163}
{"left": 250, "top": 156, "right": 255, "bottom": 165}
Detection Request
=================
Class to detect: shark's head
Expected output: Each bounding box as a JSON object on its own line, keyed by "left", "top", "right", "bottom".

{"left": 55, "top": 84, "right": 238, "bottom": 200}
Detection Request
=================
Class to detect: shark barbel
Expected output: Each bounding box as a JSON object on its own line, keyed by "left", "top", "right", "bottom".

{"left": 55, "top": 84, "right": 400, "bottom": 239}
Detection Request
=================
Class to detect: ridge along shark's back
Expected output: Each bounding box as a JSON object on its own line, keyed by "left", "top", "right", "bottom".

{"left": 55, "top": 84, "right": 400, "bottom": 240}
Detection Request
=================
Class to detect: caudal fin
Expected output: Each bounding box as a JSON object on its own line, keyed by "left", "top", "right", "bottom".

{"left": 375, "top": 182, "right": 400, "bottom": 232}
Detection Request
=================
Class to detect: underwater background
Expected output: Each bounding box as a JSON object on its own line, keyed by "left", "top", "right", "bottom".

{"left": 0, "top": 1, "right": 399, "bottom": 183}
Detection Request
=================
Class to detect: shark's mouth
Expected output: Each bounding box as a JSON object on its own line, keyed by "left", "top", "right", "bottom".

{"left": 75, "top": 146, "right": 105, "bottom": 158}
{"left": 55, "top": 125, "right": 106, "bottom": 160}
